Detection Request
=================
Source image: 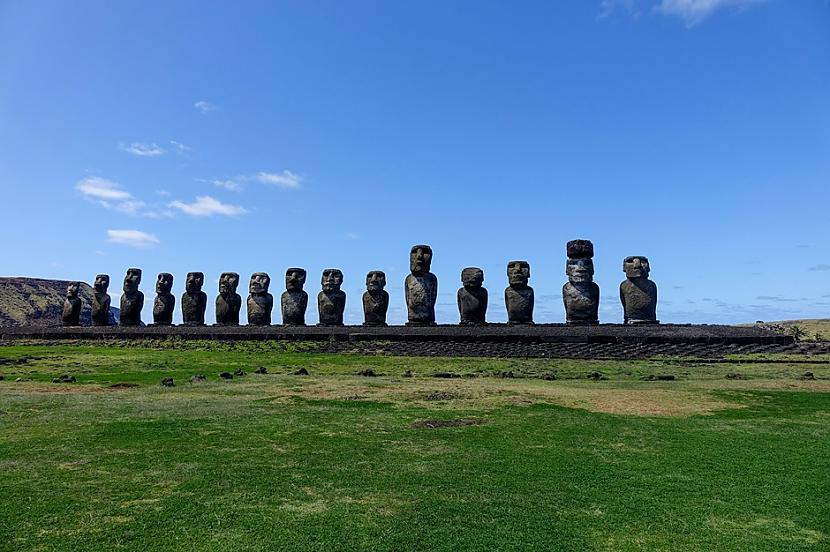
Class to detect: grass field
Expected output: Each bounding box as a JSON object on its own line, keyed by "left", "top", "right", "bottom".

{"left": 1, "top": 342, "right": 829, "bottom": 551}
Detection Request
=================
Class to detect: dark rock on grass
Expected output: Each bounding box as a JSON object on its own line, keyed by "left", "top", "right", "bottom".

{"left": 52, "top": 374, "right": 76, "bottom": 383}
{"left": 219, "top": 371, "right": 233, "bottom": 380}
{"left": 15, "top": 377, "right": 31, "bottom": 382}
{"left": 725, "top": 372, "right": 745, "bottom": 380}
{"left": 641, "top": 374, "right": 676, "bottom": 381}
{"left": 108, "top": 382, "right": 139, "bottom": 389}
{"left": 801, "top": 371, "right": 816, "bottom": 380}
{"left": 495, "top": 370, "right": 515, "bottom": 378}
{"left": 431, "top": 371, "right": 459, "bottom": 378}
{"left": 254, "top": 366, "right": 268, "bottom": 374}
{"left": 233, "top": 368, "right": 245, "bottom": 377}
{"left": 587, "top": 371, "right": 607, "bottom": 381}
{"left": 160, "top": 377, "right": 175, "bottom": 387}
{"left": 357, "top": 368, "right": 377, "bottom": 377}
{"left": 190, "top": 374, "right": 207, "bottom": 383}
{"left": 403, "top": 369, "right": 413, "bottom": 378}
{"left": 0, "top": 374, "right": 4, "bottom": 381}
{"left": 294, "top": 367, "right": 309, "bottom": 376}
{"left": 425, "top": 391, "right": 455, "bottom": 401}
{"left": 542, "top": 373, "right": 556, "bottom": 381}
{"left": 410, "top": 418, "right": 486, "bottom": 429}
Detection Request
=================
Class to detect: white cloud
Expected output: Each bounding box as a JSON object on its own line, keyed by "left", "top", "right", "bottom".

{"left": 119, "top": 142, "right": 166, "bottom": 157}
{"left": 256, "top": 170, "right": 303, "bottom": 189}
{"left": 654, "top": 0, "right": 764, "bottom": 25}
{"left": 113, "top": 199, "right": 147, "bottom": 214}
{"left": 169, "top": 140, "right": 192, "bottom": 155}
{"left": 194, "top": 100, "right": 218, "bottom": 113}
{"left": 76, "top": 176, "right": 132, "bottom": 201}
{"left": 168, "top": 195, "right": 248, "bottom": 217}
{"left": 210, "top": 178, "right": 243, "bottom": 192}
{"left": 106, "top": 229, "right": 160, "bottom": 248}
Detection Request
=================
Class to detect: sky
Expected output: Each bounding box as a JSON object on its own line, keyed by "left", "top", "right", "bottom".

{"left": 1, "top": 0, "right": 828, "bottom": 325}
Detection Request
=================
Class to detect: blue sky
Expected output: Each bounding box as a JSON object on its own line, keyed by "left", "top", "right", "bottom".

{"left": 1, "top": 0, "right": 828, "bottom": 325}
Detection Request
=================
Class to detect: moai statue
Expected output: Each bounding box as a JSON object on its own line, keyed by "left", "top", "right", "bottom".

{"left": 620, "top": 256, "right": 659, "bottom": 324}
{"left": 281, "top": 268, "right": 308, "bottom": 326}
{"left": 61, "top": 282, "right": 82, "bottom": 326}
{"left": 505, "top": 261, "right": 533, "bottom": 325}
{"left": 215, "top": 272, "right": 241, "bottom": 326}
{"left": 317, "top": 269, "right": 346, "bottom": 326}
{"left": 247, "top": 272, "right": 273, "bottom": 326}
{"left": 182, "top": 271, "right": 207, "bottom": 326}
{"left": 362, "top": 271, "right": 389, "bottom": 327}
{"left": 120, "top": 268, "right": 144, "bottom": 326}
{"left": 91, "top": 274, "right": 111, "bottom": 326}
{"left": 563, "top": 240, "right": 600, "bottom": 325}
{"left": 405, "top": 244, "right": 438, "bottom": 326}
{"left": 458, "top": 267, "right": 488, "bottom": 325}
{"left": 152, "top": 273, "right": 175, "bottom": 326}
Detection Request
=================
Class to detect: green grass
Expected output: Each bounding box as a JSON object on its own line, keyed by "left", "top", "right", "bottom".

{"left": 1, "top": 342, "right": 829, "bottom": 551}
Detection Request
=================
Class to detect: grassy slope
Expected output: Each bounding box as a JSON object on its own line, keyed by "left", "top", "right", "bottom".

{"left": 1, "top": 343, "right": 829, "bottom": 552}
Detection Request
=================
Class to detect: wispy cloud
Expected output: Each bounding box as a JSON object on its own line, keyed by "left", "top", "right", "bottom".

{"left": 200, "top": 178, "right": 244, "bottom": 192}
{"left": 756, "top": 295, "right": 798, "bottom": 303}
{"left": 76, "top": 176, "right": 146, "bottom": 213}
{"left": 119, "top": 142, "right": 166, "bottom": 157}
{"left": 599, "top": 0, "right": 640, "bottom": 18}
{"left": 106, "top": 229, "right": 159, "bottom": 248}
{"left": 168, "top": 195, "right": 248, "bottom": 217}
{"left": 169, "top": 140, "right": 192, "bottom": 155}
{"left": 654, "top": 0, "right": 765, "bottom": 26}
{"left": 257, "top": 170, "right": 303, "bottom": 189}
{"left": 194, "top": 100, "right": 218, "bottom": 113}
{"left": 808, "top": 264, "right": 830, "bottom": 272}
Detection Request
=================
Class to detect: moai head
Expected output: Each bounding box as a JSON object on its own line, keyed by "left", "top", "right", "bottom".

{"left": 186, "top": 271, "right": 204, "bottom": 293}
{"left": 285, "top": 268, "right": 307, "bottom": 291}
{"left": 321, "top": 269, "right": 343, "bottom": 292}
{"left": 94, "top": 274, "right": 110, "bottom": 293}
{"left": 507, "top": 261, "right": 530, "bottom": 288}
{"left": 366, "top": 271, "right": 386, "bottom": 292}
{"left": 461, "top": 267, "right": 484, "bottom": 289}
{"left": 66, "top": 282, "right": 80, "bottom": 298}
{"left": 249, "top": 272, "right": 271, "bottom": 294}
{"left": 155, "top": 273, "right": 173, "bottom": 294}
{"left": 623, "top": 256, "right": 650, "bottom": 279}
{"left": 566, "top": 240, "right": 595, "bottom": 283}
{"left": 410, "top": 245, "right": 433, "bottom": 276}
{"left": 219, "top": 272, "right": 240, "bottom": 295}
{"left": 123, "top": 268, "right": 142, "bottom": 292}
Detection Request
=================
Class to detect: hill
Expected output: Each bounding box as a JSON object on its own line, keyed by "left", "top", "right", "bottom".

{"left": 0, "top": 277, "right": 118, "bottom": 326}
{"left": 747, "top": 319, "right": 830, "bottom": 341}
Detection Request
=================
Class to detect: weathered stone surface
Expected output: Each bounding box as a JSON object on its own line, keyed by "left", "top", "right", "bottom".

{"left": 458, "top": 267, "right": 487, "bottom": 325}
{"left": 215, "top": 272, "right": 241, "bottom": 326}
{"left": 61, "top": 282, "right": 82, "bottom": 326}
{"left": 317, "top": 269, "right": 346, "bottom": 326}
{"left": 119, "top": 268, "right": 144, "bottom": 326}
{"left": 563, "top": 240, "right": 599, "bottom": 325}
{"left": 281, "top": 268, "right": 308, "bottom": 326}
{"left": 505, "top": 261, "right": 533, "bottom": 325}
{"left": 405, "top": 245, "right": 437, "bottom": 326}
{"left": 152, "top": 273, "right": 175, "bottom": 326}
{"left": 362, "top": 271, "right": 389, "bottom": 327}
{"left": 246, "top": 272, "right": 273, "bottom": 326}
{"left": 182, "top": 271, "right": 207, "bottom": 326}
{"left": 620, "top": 256, "right": 658, "bottom": 324}
{"left": 91, "top": 274, "right": 111, "bottom": 327}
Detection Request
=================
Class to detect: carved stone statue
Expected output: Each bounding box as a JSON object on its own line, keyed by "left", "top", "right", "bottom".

{"left": 620, "top": 256, "right": 659, "bottom": 324}
{"left": 563, "top": 240, "right": 599, "bottom": 325}
{"left": 281, "top": 268, "right": 308, "bottom": 326}
{"left": 247, "top": 272, "right": 273, "bottom": 326}
{"left": 182, "top": 271, "right": 207, "bottom": 326}
{"left": 215, "top": 272, "right": 241, "bottom": 326}
{"left": 362, "top": 271, "right": 388, "bottom": 326}
{"left": 152, "top": 273, "right": 175, "bottom": 326}
{"left": 317, "top": 269, "right": 346, "bottom": 326}
{"left": 120, "top": 268, "right": 144, "bottom": 326}
{"left": 405, "top": 244, "right": 438, "bottom": 326}
{"left": 458, "top": 267, "right": 487, "bottom": 325}
{"left": 91, "top": 274, "right": 111, "bottom": 326}
{"left": 505, "top": 261, "right": 533, "bottom": 325}
{"left": 62, "top": 282, "right": 82, "bottom": 326}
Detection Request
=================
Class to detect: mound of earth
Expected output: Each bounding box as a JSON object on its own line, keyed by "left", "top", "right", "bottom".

{"left": 0, "top": 277, "right": 119, "bottom": 326}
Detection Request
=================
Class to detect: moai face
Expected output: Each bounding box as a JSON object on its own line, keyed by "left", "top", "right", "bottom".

{"left": 507, "top": 261, "right": 530, "bottom": 287}
{"left": 410, "top": 245, "right": 433, "bottom": 275}
{"left": 219, "top": 272, "right": 240, "bottom": 295}
{"left": 156, "top": 273, "right": 173, "bottom": 294}
{"left": 186, "top": 272, "right": 204, "bottom": 293}
{"left": 623, "top": 256, "right": 650, "bottom": 279}
{"left": 94, "top": 274, "right": 110, "bottom": 293}
{"left": 566, "top": 258, "right": 594, "bottom": 283}
{"left": 249, "top": 272, "right": 271, "bottom": 294}
{"left": 285, "top": 268, "right": 307, "bottom": 291}
{"left": 66, "top": 282, "right": 80, "bottom": 298}
{"left": 321, "top": 269, "right": 343, "bottom": 292}
{"left": 124, "top": 268, "right": 142, "bottom": 292}
{"left": 461, "top": 267, "right": 484, "bottom": 288}
{"left": 366, "top": 271, "right": 386, "bottom": 292}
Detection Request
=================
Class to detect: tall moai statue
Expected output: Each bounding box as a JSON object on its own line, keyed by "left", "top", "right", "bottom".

{"left": 247, "top": 272, "right": 273, "bottom": 326}
{"left": 563, "top": 240, "right": 600, "bottom": 325}
{"left": 362, "top": 271, "right": 389, "bottom": 327}
{"left": 91, "top": 274, "right": 111, "bottom": 326}
{"left": 458, "top": 267, "right": 488, "bottom": 325}
{"left": 120, "top": 268, "right": 144, "bottom": 326}
{"left": 215, "top": 272, "right": 242, "bottom": 326}
{"left": 61, "top": 282, "right": 82, "bottom": 326}
{"left": 620, "top": 256, "right": 659, "bottom": 324}
{"left": 152, "top": 273, "right": 175, "bottom": 326}
{"left": 317, "top": 269, "right": 346, "bottom": 326}
{"left": 182, "top": 271, "right": 207, "bottom": 326}
{"left": 281, "top": 268, "right": 308, "bottom": 326}
{"left": 405, "top": 244, "right": 438, "bottom": 326}
{"left": 505, "top": 261, "right": 534, "bottom": 325}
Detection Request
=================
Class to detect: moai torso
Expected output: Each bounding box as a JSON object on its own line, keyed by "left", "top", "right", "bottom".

{"left": 281, "top": 291, "right": 308, "bottom": 325}
{"left": 318, "top": 290, "right": 346, "bottom": 326}
{"left": 62, "top": 283, "right": 82, "bottom": 326}
{"left": 405, "top": 273, "right": 438, "bottom": 325}
{"left": 505, "top": 261, "right": 533, "bottom": 325}
{"left": 247, "top": 293, "right": 273, "bottom": 325}
{"left": 620, "top": 256, "right": 658, "bottom": 324}
{"left": 457, "top": 267, "right": 487, "bottom": 325}
{"left": 363, "top": 290, "right": 389, "bottom": 326}
{"left": 153, "top": 294, "right": 175, "bottom": 325}
{"left": 215, "top": 272, "right": 241, "bottom": 326}
{"left": 182, "top": 292, "right": 207, "bottom": 325}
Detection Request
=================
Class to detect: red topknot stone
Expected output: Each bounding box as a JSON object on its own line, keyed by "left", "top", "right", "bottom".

{"left": 566, "top": 239, "right": 594, "bottom": 259}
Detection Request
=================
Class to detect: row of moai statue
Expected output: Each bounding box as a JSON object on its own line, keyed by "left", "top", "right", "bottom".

{"left": 61, "top": 240, "right": 658, "bottom": 327}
